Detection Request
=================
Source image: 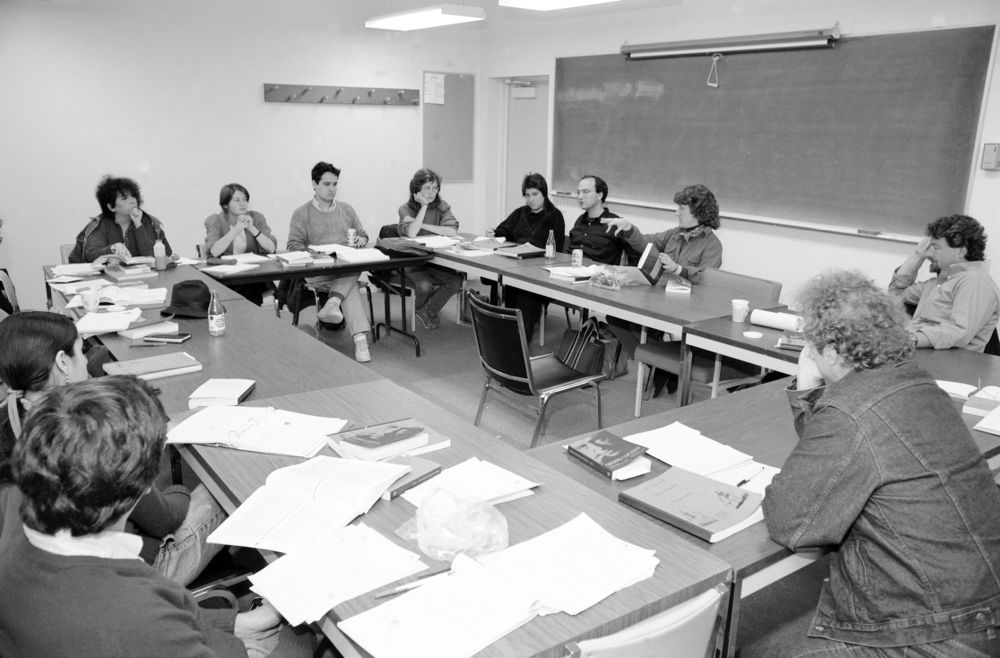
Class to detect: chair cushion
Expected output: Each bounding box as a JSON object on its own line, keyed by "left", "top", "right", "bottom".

{"left": 530, "top": 354, "right": 605, "bottom": 393}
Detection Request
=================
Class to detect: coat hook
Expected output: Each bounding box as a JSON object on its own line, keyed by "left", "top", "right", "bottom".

{"left": 318, "top": 95, "right": 328, "bottom": 103}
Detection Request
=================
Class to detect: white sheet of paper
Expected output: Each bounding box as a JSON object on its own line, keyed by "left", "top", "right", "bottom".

{"left": 625, "top": 422, "right": 753, "bottom": 476}
{"left": 401, "top": 457, "right": 540, "bottom": 507}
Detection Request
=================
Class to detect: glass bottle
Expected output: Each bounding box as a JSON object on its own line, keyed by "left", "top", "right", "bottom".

{"left": 153, "top": 237, "right": 167, "bottom": 271}
{"left": 545, "top": 229, "right": 556, "bottom": 259}
{"left": 208, "top": 289, "right": 226, "bottom": 336}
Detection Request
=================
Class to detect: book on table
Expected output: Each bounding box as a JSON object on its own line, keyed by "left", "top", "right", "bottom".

{"left": 567, "top": 430, "right": 651, "bottom": 480}
{"left": 332, "top": 418, "right": 429, "bottom": 461}
{"left": 495, "top": 242, "right": 546, "bottom": 259}
{"left": 545, "top": 266, "right": 594, "bottom": 284}
{"left": 310, "top": 243, "right": 390, "bottom": 263}
{"left": 276, "top": 251, "right": 313, "bottom": 266}
{"left": 937, "top": 380, "right": 979, "bottom": 400}
{"left": 117, "top": 320, "right": 179, "bottom": 340}
{"left": 187, "top": 378, "right": 256, "bottom": 408}
{"left": 636, "top": 243, "right": 664, "bottom": 284}
{"left": 380, "top": 455, "right": 442, "bottom": 500}
{"left": 663, "top": 276, "right": 691, "bottom": 294}
{"left": 619, "top": 466, "right": 765, "bottom": 543}
{"left": 104, "top": 265, "right": 158, "bottom": 282}
{"left": 775, "top": 332, "right": 806, "bottom": 352}
{"left": 206, "top": 455, "right": 410, "bottom": 553}
{"left": 973, "top": 401, "right": 1000, "bottom": 435}
{"left": 102, "top": 351, "right": 202, "bottom": 380}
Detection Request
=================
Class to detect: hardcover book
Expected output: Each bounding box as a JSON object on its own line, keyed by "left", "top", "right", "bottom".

{"left": 188, "top": 378, "right": 256, "bottom": 408}
{"left": 567, "top": 431, "right": 648, "bottom": 479}
{"left": 619, "top": 466, "right": 764, "bottom": 543}
{"left": 103, "top": 351, "right": 202, "bottom": 381}
{"left": 637, "top": 243, "right": 664, "bottom": 285}
{"left": 495, "top": 243, "right": 546, "bottom": 259}
{"left": 334, "top": 418, "right": 430, "bottom": 461}
{"left": 380, "top": 456, "right": 442, "bottom": 500}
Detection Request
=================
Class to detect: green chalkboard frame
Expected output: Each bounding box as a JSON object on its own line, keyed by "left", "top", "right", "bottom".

{"left": 552, "top": 26, "right": 994, "bottom": 238}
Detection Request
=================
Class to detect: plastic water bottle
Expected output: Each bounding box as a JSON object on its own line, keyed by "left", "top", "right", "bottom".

{"left": 208, "top": 289, "right": 226, "bottom": 336}
{"left": 545, "top": 229, "right": 556, "bottom": 259}
{"left": 153, "top": 238, "right": 167, "bottom": 271}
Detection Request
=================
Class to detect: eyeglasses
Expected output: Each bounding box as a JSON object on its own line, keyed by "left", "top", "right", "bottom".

{"left": 576, "top": 188, "right": 593, "bottom": 196}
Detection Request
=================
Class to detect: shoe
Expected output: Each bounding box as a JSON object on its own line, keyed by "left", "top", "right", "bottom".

{"left": 415, "top": 308, "right": 439, "bottom": 330}
{"left": 317, "top": 297, "right": 343, "bottom": 324}
{"left": 353, "top": 334, "right": 371, "bottom": 363}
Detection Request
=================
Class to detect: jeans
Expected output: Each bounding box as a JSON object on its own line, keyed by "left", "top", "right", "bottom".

{"left": 793, "top": 628, "right": 1000, "bottom": 657}
{"left": 405, "top": 265, "right": 463, "bottom": 317}
{"left": 152, "top": 484, "right": 226, "bottom": 586}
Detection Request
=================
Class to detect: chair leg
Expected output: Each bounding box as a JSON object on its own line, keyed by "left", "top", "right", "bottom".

{"left": 634, "top": 360, "right": 647, "bottom": 417}
{"left": 474, "top": 378, "right": 490, "bottom": 426}
{"left": 539, "top": 306, "right": 546, "bottom": 347}
{"left": 594, "top": 382, "right": 602, "bottom": 429}
{"left": 711, "top": 355, "right": 723, "bottom": 399}
{"left": 531, "top": 396, "right": 551, "bottom": 449}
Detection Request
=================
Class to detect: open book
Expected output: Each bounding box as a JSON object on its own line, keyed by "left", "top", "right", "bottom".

{"left": 310, "top": 244, "right": 390, "bottom": 263}
{"left": 207, "top": 456, "right": 410, "bottom": 553}
{"left": 167, "top": 406, "right": 347, "bottom": 457}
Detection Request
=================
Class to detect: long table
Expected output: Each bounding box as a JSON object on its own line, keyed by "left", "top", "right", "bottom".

{"left": 181, "top": 383, "right": 732, "bottom": 658}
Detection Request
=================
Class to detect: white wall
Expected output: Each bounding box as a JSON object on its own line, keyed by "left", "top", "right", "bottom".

{"left": 0, "top": 0, "right": 482, "bottom": 309}
{"left": 2, "top": 0, "right": 999, "bottom": 310}
{"left": 480, "top": 0, "right": 1000, "bottom": 304}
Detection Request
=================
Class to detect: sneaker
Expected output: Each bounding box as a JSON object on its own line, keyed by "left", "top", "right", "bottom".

{"left": 415, "top": 308, "right": 439, "bottom": 330}
{"left": 353, "top": 334, "right": 371, "bottom": 363}
{"left": 317, "top": 297, "right": 343, "bottom": 324}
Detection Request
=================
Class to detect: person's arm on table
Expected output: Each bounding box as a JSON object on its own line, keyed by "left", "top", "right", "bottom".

{"left": 763, "top": 348, "right": 879, "bottom": 550}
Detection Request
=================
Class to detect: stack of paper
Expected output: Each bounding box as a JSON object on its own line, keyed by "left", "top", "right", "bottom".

{"left": 103, "top": 351, "right": 202, "bottom": 380}
{"left": 249, "top": 524, "right": 427, "bottom": 625}
{"left": 625, "top": 421, "right": 753, "bottom": 477}
{"left": 66, "top": 285, "right": 167, "bottom": 308}
{"left": 310, "top": 244, "right": 390, "bottom": 263}
{"left": 228, "top": 253, "right": 272, "bottom": 264}
{"left": 401, "top": 457, "right": 540, "bottom": 507}
{"left": 118, "top": 320, "right": 179, "bottom": 340}
{"left": 75, "top": 308, "right": 143, "bottom": 335}
{"left": 52, "top": 263, "right": 102, "bottom": 277}
{"left": 167, "top": 406, "right": 347, "bottom": 457}
{"left": 337, "top": 514, "right": 660, "bottom": 658}
{"left": 200, "top": 263, "right": 261, "bottom": 275}
{"left": 338, "top": 554, "right": 537, "bottom": 658}
{"left": 207, "top": 456, "right": 410, "bottom": 553}
{"left": 188, "top": 378, "right": 256, "bottom": 408}
{"left": 479, "top": 513, "right": 659, "bottom": 615}
{"left": 413, "top": 235, "right": 460, "bottom": 249}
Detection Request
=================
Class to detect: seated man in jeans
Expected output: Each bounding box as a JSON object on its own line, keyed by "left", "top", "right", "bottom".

{"left": 0, "top": 376, "right": 315, "bottom": 657}
{"left": 764, "top": 269, "right": 1000, "bottom": 656}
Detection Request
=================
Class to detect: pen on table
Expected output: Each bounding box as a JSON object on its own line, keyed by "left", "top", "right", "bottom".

{"left": 737, "top": 466, "right": 767, "bottom": 488}
{"left": 130, "top": 342, "right": 163, "bottom": 348}
{"left": 373, "top": 568, "right": 451, "bottom": 599}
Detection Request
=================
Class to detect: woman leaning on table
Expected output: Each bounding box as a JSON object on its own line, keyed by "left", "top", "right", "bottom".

{"left": 0, "top": 311, "right": 225, "bottom": 586}
{"left": 204, "top": 182, "right": 278, "bottom": 305}
{"left": 491, "top": 172, "right": 565, "bottom": 341}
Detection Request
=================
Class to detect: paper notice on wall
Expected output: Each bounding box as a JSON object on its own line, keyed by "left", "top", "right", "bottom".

{"left": 424, "top": 72, "right": 445, "bottom": 104}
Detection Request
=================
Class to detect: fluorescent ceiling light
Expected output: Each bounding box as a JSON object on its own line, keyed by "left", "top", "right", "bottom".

{"left": 499, "top": 0, "right": 621, "bottom": 10}
{"left": 622, "top": 28, "right": 839, "bottom": 59}
{"left": 365, "top": 4, "right": 486, "bottom": 31}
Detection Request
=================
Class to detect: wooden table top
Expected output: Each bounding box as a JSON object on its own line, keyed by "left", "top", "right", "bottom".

{"left": 181, "top": 383, "right": 732, "bottom": 658}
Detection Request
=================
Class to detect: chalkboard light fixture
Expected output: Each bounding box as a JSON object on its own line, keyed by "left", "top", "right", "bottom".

{"left": 622, "top": 26, "right": 840, "bottom": 60}
{"left": 365, "top": 4, "right": 485, "bottom": 31}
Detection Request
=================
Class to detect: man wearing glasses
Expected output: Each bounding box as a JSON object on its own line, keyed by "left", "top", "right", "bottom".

{"left": 568, "top": 175, "right": 644, "bottom": 265}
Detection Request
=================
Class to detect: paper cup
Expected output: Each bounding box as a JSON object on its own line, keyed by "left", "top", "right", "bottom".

{"left": 81, "top": 288, "right": 100, "bottom": 312}
{"left": 731, "top": 299, "right": 749, "bottom": 323}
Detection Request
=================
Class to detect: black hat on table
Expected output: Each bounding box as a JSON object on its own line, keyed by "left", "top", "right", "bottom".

{"left": 161, "top": 280, "right": 211, "bottom": 318}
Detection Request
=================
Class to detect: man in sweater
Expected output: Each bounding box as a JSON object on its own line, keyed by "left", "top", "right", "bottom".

{"left": 287, "top": 161, "right": 372, "bottom": 362}
{"left": 0, "top": 376, "right": 315, "bottom": 657}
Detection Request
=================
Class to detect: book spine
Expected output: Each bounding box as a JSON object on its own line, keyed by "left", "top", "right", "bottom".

{"left": 383, "top": 467, "right": 442, "bottom": 500}
{"left": 567, "top": 446, "right": 613, "bottom": 478}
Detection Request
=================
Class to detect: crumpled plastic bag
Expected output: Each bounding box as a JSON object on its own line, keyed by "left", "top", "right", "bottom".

{"left": 395, "top": 489, "right": 509, "bottom": 562}
{"left": 591, "top": 265, "right": 647, "bottom": 288}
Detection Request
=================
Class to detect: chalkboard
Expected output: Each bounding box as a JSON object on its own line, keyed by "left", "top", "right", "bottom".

{"left": 553, "top": 26, "right": 994, "bottom": 237}
{"left": 423, "top": 72, "right": 474, "bottom": 182}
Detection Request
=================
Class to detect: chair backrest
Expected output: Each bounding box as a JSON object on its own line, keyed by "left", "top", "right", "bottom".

{"left": 0, "top": 269, "right": 18, "bottom": 314}
{"left": 701, "top": 269, "right": 782, "bottom": 306}
{"left": 467, "top": 291, "right": 536, "bottom": 396}
{"left": 986, "top": 329, "right": 1000, "bottom": 356}
{"left": 59, "top": 243, "right": 74, "bottom": 264}
{"left": 566, "top": 583, "right": 726, "bottom": 658}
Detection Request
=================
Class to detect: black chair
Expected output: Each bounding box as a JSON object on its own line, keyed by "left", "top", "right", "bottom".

{"left": 467, "top": 291, "right": 604, "bottom": 447}
{"left": 367, "top": 224, "right": 419, "bottom": 331}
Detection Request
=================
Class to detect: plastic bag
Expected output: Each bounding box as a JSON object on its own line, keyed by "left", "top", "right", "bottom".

{"left": 395, "top": 489, "right": 509, "bottom": 561}
{"left": 590, "top": 265, "right": 647, "bottom": 289}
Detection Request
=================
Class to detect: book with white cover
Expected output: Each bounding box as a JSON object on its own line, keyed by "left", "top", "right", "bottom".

{"left": 118, "top": 320, "right": 179, "bottom": 340}
{"left": 207, "top": 456, "right": 410, "bottom": 553}
{"left": 188, "top": 378, "right": 256, "bottom": 408}
{"left": 311, "top": 244, "right": 390, "bottom": 263}
{"left": 401, "top": 457, "right": 541, "bottom": 507}
{"left": 102, "top": 351, "right": 201, "bottom": 380}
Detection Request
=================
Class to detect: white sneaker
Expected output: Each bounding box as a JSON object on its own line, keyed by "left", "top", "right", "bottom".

{"left": 317, "top": 297, "right": 343, "bottom": 324}
{"left": 354, "top": 334, "right": 371, "bottom": 363}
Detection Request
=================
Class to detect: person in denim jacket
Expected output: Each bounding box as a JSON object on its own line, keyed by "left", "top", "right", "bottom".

{"left": 764, "top": 269, "right": 1000, "bottom": 656}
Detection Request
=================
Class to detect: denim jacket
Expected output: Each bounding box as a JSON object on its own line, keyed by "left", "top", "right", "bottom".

{"left": 763, "top": 361, "right": 1000, "bottom": 647}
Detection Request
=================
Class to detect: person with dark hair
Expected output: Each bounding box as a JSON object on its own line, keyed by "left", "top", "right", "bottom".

{"left": 889, "top": 214, "right": 1000, "bottom": 351}
{"left": 397, "top": 168, "right": 463, "bottom": 329}
{"left": 0, "top": 376, "right": 316, "bottom": 657}
{"left": 762, "top": 269, "right": 1000, "bottom": 656}
{"left": 568, "top": 174, "right": 644, "bottom": 265}
{"left": 605, "top": 183, "right": 722, "bottom": 284}
{"left": 204, "top": 183, "right": 278, "bottom": 305}
{"left": 0, "top": 311, "right": 224, "bottom": 585}
{"left": 68, "top": 174, "right": 172, "bottom": 263}
{"left": 491, "top": 172, "right": 566, "bottom": 339}
{"left": 287, "top": 162, "right": 372, "bottom": 362}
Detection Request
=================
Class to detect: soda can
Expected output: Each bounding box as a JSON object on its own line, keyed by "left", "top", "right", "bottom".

{"left": 347, "top": 228, "right": 357, "bottom": 246}
{"left": 571, "top": 248, "right": 583, "bottom": 267}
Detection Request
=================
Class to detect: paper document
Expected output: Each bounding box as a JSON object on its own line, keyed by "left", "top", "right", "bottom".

{"left": 413, "top": 235, "right": 460, "bottom": 249}
{"left": 228, "top": 253, "right": 271, "bottom": 264}
{"left": 402, "top": 457, "right": 540, "bottom": 507}
{"left": 479, "top": 513, "right": 659, "bottom": 616}
{"left": 625, "top": 421, "right": 753, "bottom": 476}
{"left": 207, "top": 456, "right": 409, "bottom": 553}
{"left": 167, "top": 406, "right": 347, "bottom": 457}
{"left": 67, "top": 285, "right": 167, "bottom": 308}
{"left": 200, "top": 263, "right": 261, "bottom": 275}
{"left": 338, "top": 554, "right": 536, "bottom": 658}
{"left": 310, "top": 244, "right": 390, "bottom": 263}
{"left": 52, "top": 263, "right": 102, "bottom": 277}
{"left": 249, "top": 524, "right": 426, "bottom": 625}
{"left": 75, "top": 308, "right": 143, "bottom": 335}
